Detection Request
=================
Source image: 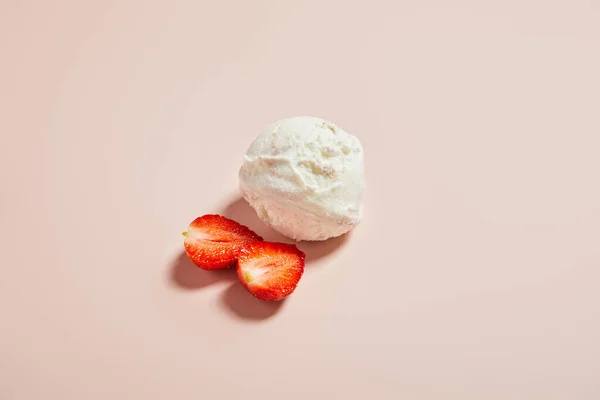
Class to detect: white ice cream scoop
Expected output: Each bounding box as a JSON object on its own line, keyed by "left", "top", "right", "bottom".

{"left": 238, "top": 116, "right": 365, "bottom": 241}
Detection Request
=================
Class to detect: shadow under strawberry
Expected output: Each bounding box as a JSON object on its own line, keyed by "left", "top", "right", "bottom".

{"left": 169, "top": 251, "right": 284, "bottom": 320}
{"left": 220, "top": 283, "right": 284, "bottom": 320}
{"left": 169, "top": 251, "right": 236, "bottom": 290}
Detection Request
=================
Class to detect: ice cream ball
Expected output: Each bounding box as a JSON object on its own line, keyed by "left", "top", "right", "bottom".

{"left": 238, "top": 116, "right": 365, "bottom": 241}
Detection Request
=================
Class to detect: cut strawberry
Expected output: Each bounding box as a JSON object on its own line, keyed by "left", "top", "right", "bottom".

{"left": 236, "top": 241, "right": 305, "bottom": 301}
{"left": 183, "top": 214, "right": 262, "bottom": 270}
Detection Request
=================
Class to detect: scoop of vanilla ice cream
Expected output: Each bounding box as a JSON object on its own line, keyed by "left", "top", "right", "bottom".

{"left": 238, "top": 116, "right": 365, "bottom": 241}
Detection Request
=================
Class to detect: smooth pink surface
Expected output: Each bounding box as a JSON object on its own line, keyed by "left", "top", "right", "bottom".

{"left": 1, "top": 1, "right": 600, "bottom": 399}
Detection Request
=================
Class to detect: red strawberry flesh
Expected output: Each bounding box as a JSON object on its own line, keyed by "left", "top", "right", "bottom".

{"left": 183, "top": 214, "right": 262, "bottom": 270}
{"left": 237, "top": 241, "right": 305, "bottom": 301}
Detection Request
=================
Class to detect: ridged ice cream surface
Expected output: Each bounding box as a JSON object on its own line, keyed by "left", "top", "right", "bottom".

{"left": 239, "top": 116, "right": 365, "bottom": 241}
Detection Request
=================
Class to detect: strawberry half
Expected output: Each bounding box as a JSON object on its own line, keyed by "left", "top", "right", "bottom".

{"left": 183, "top": 214, "right": 262, "bottom": 270}
{"left": 236, "top": 241, "right": 306, "bottom": 301}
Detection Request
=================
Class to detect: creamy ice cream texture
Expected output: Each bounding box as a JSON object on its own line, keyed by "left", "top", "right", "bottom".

{"left": 239, "top": 116, "right": 365, "bottom": 241}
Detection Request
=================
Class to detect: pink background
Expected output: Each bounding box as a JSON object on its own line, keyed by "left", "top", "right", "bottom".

{"left": 1, "top": 1, "right": 599, "bottom": 399}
